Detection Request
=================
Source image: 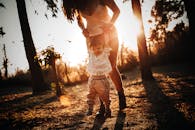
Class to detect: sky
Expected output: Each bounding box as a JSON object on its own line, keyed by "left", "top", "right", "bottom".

{"left": 0, "top": 0, "right": 189, "bottom": 76}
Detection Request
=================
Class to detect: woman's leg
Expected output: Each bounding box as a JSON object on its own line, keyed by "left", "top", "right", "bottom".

{"left": 108, "top": 36, "right": 127, "bottom": 110}
{"left": 109, "top": 58, "right": 126, "bottom": 110}
{"left": 109, "top": 66, "right": 123, "bottom": 92}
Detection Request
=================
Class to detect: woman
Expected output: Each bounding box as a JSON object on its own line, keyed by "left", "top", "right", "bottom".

{"left": 62, "top": 0, "right": 126, "bottom": 111}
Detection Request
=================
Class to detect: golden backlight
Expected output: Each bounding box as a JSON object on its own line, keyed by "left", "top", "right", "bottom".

{"left": 0, "top": 0, "right": 155, "bottom": 75}
{"left": 59, "top": 95, "right": 71, "bottom": 107}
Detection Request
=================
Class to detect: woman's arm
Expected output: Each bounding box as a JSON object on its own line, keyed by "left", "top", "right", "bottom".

{"left": 77, "top": 13, "right": 89, "bottom": 38}
{"left": 77, "top": 13, "right": 85, "bottom": 31}
{"left": 76, "top": 13, "right": 90, "bottom": 49}
{"left": 102, "top": 0, "right": 120, "bottom": 24}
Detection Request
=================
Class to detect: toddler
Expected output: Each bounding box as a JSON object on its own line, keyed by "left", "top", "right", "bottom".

{"left": 86, "top": 34, "right": 112, "bottom": 118}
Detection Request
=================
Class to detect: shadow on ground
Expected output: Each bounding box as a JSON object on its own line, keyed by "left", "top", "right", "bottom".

{"left": 143, "top": 79, "right": 194, "bottom": 130}
{"left": 0, "top": 63, "right": 195, "bottom": 129}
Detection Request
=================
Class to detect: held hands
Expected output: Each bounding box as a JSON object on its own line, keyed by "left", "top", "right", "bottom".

{"left": 77, "top": 15, "right": 89, "bottom": 38}
{"left": 82, "top": 22, "right": 113, "bottom": 38}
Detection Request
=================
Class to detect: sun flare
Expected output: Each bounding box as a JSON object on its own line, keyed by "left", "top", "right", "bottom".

{"left": 59, "top": 95, "right": 71, "bottom": 107}
{"left": 116, "top": 17, "right": 139, "bottom": 52}
{"left": 40, "top": 1, "right": 141, "bottom": 68}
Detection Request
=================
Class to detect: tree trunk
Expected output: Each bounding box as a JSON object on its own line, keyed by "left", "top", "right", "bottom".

{"left": 16, "top": 0, "right": 49, "bottom": 94}
{"left": 183, "top": 0, "right": 195, "bottom": 62}
{"left": 131, "top": 0, "right": 154, "bottom": 80}
{"left": 3, "top": 44, "right": 8, "bottom": 79}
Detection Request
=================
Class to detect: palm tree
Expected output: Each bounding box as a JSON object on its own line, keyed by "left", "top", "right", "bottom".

{"left": 16, "top": 0, "right": 49, "bottom": 95}
{"left": 131, "top": 0, "right": 154, "bottom": 80}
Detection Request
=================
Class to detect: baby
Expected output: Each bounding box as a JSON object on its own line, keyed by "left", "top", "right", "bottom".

{"left": 86, "top": 34, "right": 112, "bottom": 118}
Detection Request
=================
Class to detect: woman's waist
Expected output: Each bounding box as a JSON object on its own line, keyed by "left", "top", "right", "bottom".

{"left": 87, "top": 25, "right": 116, "bottom": 37}
{"left": 86, "top": 21, "right": 115, "bottom": 36}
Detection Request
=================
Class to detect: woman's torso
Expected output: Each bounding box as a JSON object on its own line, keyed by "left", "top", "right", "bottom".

{"left": 81, "top": 3, "right": 111, "bottom": 36}
{"left": 80, "top": 0, "right": 118, "bottom": 55}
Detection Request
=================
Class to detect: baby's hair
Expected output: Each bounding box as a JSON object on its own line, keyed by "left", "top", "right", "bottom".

{"left": 89, "top": 34, "right": 105, "bottom": 48}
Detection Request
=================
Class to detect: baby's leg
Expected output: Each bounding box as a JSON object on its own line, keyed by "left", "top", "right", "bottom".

{"left": 87, "top": 80, "right": 96, "bottom": 115}
{"left": 97, "top": 79, "right": 111, "bottom": 118}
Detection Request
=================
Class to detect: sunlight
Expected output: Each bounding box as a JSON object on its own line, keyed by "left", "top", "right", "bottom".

{"left": 61, "top": 38, "right": 88, "bottom": 67}
{"left": 0, "top": 0, "right": 157, "bottom": 75}
{"left": 116, "top": 15, "right": 139, "bottom": 52}
{"left": 55, "top": 59, "right": 61, "bottom": 66}
{"left": 59, "top": 95, "right": 71, "bottom": 107}
{"left": 44, "top": 16, "right": 88, "bottom": 67}
{"left": 117, "top": 33, "right": 137, "bottom": 52}
{"left": 133, "top": 16, "right": 142, "bottom": 37}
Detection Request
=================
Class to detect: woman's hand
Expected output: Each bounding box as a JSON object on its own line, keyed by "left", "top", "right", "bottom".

{"left": 82, "top": 29, "right": 89, "bottom": 38}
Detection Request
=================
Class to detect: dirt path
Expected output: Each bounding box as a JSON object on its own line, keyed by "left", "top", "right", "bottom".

{"left": 0, "top": 63, "right": 195, "bottom": 129}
